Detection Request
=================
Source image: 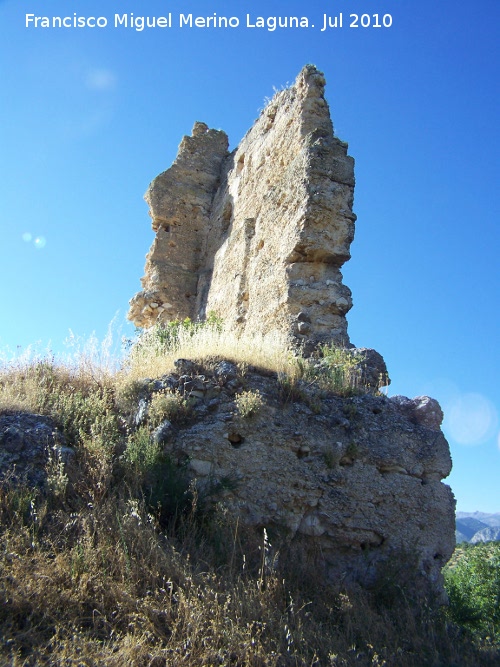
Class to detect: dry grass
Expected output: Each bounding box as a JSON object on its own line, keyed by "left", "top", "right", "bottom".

{"left": 0, "top": 359, "right": 111, "bottom": 416}
{"left": 1, "top": 480, "right": 493, "bottom": 667}
{"left": 124, "top": 322, "right": 301, "bottom": 383}
{"left": 1, "top": 325, "right": 499, "bottom": 665}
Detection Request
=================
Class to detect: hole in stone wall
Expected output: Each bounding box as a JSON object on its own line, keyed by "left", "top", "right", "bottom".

{"left": 296, "top": 446, "right": 310, "bottom": 459}
{"left": 227, "top": 432, "right": 244, "bottom": 448}
{"left": 236, "top": 154, "right": 245, "bottom": 175}
{"left": 257, "top": 239, "right": 264, "bottom": 251}
{"left": 221, "top": 201, "right": 233, "bottom": 233}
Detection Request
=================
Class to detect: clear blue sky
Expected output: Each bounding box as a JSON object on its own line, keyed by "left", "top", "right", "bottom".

{"left": 1, "top": 0, "right": 499, "bottom": 512}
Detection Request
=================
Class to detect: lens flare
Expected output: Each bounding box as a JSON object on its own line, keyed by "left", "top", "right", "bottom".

{"left": 445, "top": 392, "right": 498, "bottom": 446}
{"left": 34, "top": 236, "right": 47, "bottom": 249}
{"left": 22, "top": 232, "right": 32, "bottom": 242}
{"left": 86, "top": 69, "right": 116, "bottom": 91}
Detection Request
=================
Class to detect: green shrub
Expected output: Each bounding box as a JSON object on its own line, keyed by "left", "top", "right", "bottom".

{"left": 148, "top": 389, "right": 191, "bottom": 426}
{"left": 122, "top": 429, "right": 193, "bottom": 530}
{"left": 114, "top": 378, "right": 144, "bottom": 415}
{"left": 323, "top": 446, "right": 341, "bottom": 468}
{"left": 0, "top": 481, "right": 40, "bottom": 530}
{"left": 0, "top": 361, "right": 120, "bottom": 450}
{"left": 277, "top": 373, "right": 302, "bottom": 403}
{"left": 235, "top": 389, "right": 264, "bottom": 418}
{"left": 316, "top": 345, "right": 362, "bottom": 395}
{"left": 45, "top": 446, "right": 69, "bottom": 499}
{"left": 123, "top": 426, "right": 162, "bottom": 475}
{"left": 279, "top": 346, "right": 364, "bottom": 400}
{"left": 444, "top": 542, "right": 500, "bottom": 645}
{"left": 143, "top": 455, "right": 193, "bottom": 530}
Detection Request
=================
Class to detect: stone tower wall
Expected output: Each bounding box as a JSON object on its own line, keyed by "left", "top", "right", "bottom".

{"left": 129, "top": 66, "right": 357, "bottom": 347}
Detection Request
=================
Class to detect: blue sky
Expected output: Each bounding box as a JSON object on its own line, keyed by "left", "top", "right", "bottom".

{"left": 0, "top": 0, "right": 499, "bottom": 512}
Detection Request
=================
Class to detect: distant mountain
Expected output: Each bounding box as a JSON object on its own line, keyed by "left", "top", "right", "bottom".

{"left": 455, "top": 512, "right": 500, "bottom": 544}
{"left": 456, "top": 518, "right": 489, "bottom": 540}
{"left": 456, "top": 511, "right": 500, "bottom": 527}
{"left": 470, "top": 527, "right": 500, "bottom": 544}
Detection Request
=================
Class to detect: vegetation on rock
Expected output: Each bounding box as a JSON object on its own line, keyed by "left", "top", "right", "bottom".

{"left": 0, "top": 323, "right": 497, "bottom": 665}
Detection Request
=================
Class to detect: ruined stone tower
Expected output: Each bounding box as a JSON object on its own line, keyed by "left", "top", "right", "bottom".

{"left": 126, "top": 66, "right": 456, "bottom": 598}
{"left": 129, "top": 65, "right": 356, "bottom": 347}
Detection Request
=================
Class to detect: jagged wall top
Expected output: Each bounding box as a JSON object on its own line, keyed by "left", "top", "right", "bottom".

{"left": 129, "top": 66, "right": 356, "bottom": 347}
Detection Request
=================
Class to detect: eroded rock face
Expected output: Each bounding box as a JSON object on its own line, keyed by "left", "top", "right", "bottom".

{"left": 0, "top": 413, "right": 71, "bottom": 487}
{"left": 0, "top": 368, "right": 456, "bottom": 598}
{"left": 129, "top": 65, "right": 355, "bottom": 347}
{"left": 129, "top": 362, "right": 456, "bottom": 598}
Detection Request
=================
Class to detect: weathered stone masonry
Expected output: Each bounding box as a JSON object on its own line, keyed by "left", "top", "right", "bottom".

{"left": 129, "top": 65, "right": 356, "bottom": 347}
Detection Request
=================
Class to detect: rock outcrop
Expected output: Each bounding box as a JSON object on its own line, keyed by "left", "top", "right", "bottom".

{"left": 129, "top": 65, "right": 355, "bottom": 347}
{"left": 0, "top": 67, "right": 457, "bottom": 611}
{"left": 0, "top": 413, "right": 72, "bottom": 487}
{"left": 128, "top": 361, "right": 456, "bottom": 598}
{"left": 124, "top": 65, "right": 457, "bottom": 596}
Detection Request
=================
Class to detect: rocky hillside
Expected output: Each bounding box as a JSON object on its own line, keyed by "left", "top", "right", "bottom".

{"left": 1, "top": 337, "right": 455, "bottom": 600}
{"left": 0, "top": 332, "right": 494, "bottom": 665}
